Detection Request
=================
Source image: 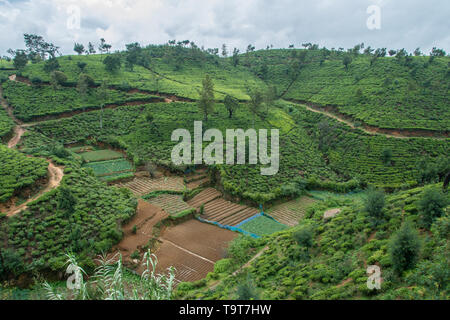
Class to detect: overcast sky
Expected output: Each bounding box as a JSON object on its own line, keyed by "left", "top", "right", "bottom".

{"left": 1, "top": 0, "right": 449, "bottom": 56}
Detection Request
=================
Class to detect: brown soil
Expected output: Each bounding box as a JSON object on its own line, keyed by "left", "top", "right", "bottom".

{"left": 336, "top": 278, "right": 353, "bottom": 288}
{"left": 323, "top": 208, "right": 341, "bottom": 220}
{"left": 153, "top": 220, "right": 238, "bottom": 283}
{"left": 153, "top": 240, "right": 214, "bottom": 283}
{"left": 367, "top": 231, "right": 377, "bottom": 242}
{"left": 160, "top": 219, "right": 237, "bottom": 262}
{"left": 7, "top": 126, "right": 25, "bottom": 148}
{"left": 112, "top": 199, "right": 168, "bottom": 261}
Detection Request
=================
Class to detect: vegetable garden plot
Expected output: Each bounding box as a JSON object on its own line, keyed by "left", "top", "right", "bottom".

{"left": 146, "top": 194, "right": 192, "bottom": 215}
{"left": 266, "top": 196, "right": 316, "bottom": 226}
{"left": 154, "top": 219, "right": 237, "bottom": 283}
{"left": 79, "top": 149, "right": 123, "bottom": 162}
{"left": 115, "top": 176, "right": 185, "bottom": 196}
{"left": 83, "top": 159, "right": 133, "bottom": 177}
{"left": 162, "top": 219, "right": 238, "bottom": 261}
{"left": 238, "top": 215, "right": 288, "bottom": 236}
{"left": 155, "top": 240, "right": 215, "bottom": 284}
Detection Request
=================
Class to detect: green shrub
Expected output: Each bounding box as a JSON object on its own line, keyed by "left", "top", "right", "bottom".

{"left": 417, "top": 188, "right": 448, "bottom": 229}
{"left": 293, "top": 225, "right": 314, "bottom": 248}
{"left": 389, "top": 222, "right": 421, "bottom": 275}
{"left": 214, "top": 258, "right": 233, "bottom": 274}
{"left": 365, "top": 188, "right": 385, "bottom": 220}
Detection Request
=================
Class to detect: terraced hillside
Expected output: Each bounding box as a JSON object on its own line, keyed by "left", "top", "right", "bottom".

{"left": 246, "top": 49, "right": 450, "bottom": 132}
{"left": 115, "top": 176, "right": 185, "bottom": 196}
{"left": 266, "top": 196, "right": 317, "bottom": 226}
{"left": 0, "top": 39, "right": 448, "bottom": 301}
{"left": 0, "top": 144, "right": 48, "bottom": 204}
{"left": 19, "top": 48, "right": 265, "bottom": 100}
{"left": 2, "top": 80, "right": 158, "bottom": 122}
{"left": 146, "top": 194, "right": 192, "bottom": 215}
{"left": 187, "top": 188, "right": 259, "bottom": 227}
{"left": 178, "top": 183, "right": 450, "bottom": 300}
{"left": 156, "top": 219, "right": 237, "bottom": 283}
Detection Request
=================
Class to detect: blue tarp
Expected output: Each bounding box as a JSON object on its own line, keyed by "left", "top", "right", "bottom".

{"left": 196, "top": 216, "right": 261, "bottom": 239}
{"left": 197, "top": 207, "right": 287, "bottom": 238}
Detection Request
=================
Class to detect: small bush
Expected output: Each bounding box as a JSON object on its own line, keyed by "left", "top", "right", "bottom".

{"left": 293, "top": 225, "right": 314, "bottom": 248}
{"left": 364, "top": 188, "right": 385, "bottom": 220}
{"left": 389, "top": 222, "right": 421, "bottom": 275}
{"left": 418, "top": 188, "right": 448, "bottom": 229}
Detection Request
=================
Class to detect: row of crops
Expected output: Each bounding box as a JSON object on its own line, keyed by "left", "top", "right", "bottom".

{"left": 31, "top": 100, "right": 449, "bottom": 203}
{"left": 4, "top": 167, "right": 137, "bottom": 270}
{"left": 288, "top": 104, "right": 449, "bottom": 189}
{"left": 19, "top": 52, "right": 264, "bottom": 101}
{"left": 2, "top": 80, "right": 158, "bottom": 122}
{"left": 0, "top": 107, "right": 14, "bottom": 141}
{"left": 247, "top": 49, "right": 450, "bottom": 131}
{"left": 0, "top": 144, "right": 48, "bottom": 203}
{"left": 75, "top": 147, "right": 135, "bottom": 182}
{"left": 237, "top": 214, "right": 288, "bottom": 236}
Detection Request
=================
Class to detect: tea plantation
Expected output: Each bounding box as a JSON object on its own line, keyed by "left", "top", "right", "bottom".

{"left": 0, "top": 42, "right": 448, "bottom": 300}
{"left": 177, "top": 184, "right": 449, "bottom": 300}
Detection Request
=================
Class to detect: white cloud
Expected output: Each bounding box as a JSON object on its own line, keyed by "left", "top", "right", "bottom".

{"left": 0, "top": 0, "right": 448, "bottom": 56}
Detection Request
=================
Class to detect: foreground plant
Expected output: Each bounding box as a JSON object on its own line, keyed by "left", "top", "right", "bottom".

{"left": 43, "top": 250, "right": 176, "bottom": 300}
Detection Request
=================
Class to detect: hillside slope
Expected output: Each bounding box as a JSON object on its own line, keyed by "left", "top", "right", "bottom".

{"left": 176, "top": 184, "right": 449, "bottom": 300}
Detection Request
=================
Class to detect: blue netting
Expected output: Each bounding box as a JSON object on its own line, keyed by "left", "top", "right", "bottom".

{"left": 196, "top": 216, "right": 261, "bottom": 239}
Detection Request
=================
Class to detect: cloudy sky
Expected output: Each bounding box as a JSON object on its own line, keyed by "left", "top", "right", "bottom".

{"left": 0, "top": 0, "right": 449, "bottom": 56}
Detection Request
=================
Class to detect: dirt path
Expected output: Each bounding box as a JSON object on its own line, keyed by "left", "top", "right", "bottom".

{"left": 4, "top": 74, "right": 196, "bottom": 127}
{"left": 286, "top": 99, "right": 448, "bottom": 139}
{"left": 209, "top": 245, "right": 269, "bottom": 291}
{"left": 7, "top": 126, "right": 25, "bottom": 148}
{"left": 1, "top": 89, "right": 65, "bottom": 217}
{"left": 6, "top": 162, "right": 63, "bottom": 217}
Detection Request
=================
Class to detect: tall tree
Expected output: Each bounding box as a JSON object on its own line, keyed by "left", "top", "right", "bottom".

{"left": 389, "top": 222, "right": 421, "bottom": 275}
{"left": 12, "top": 50, "right": 28, "bottom": 69}
{"left": 224, "top": 94, "right": 239, "bottom": 118}
{"left": 198, "top": 74, "right": 215, "bottom": 121}
{"left": 343, "top": 55, "right": 352, "bottom": 71}
{"left": 103, "top": 55, "right": 121, "bottom": 73}
{"left": 418, "top": 188, "right": 448, "bottom": 229}
{"left": 247, "top": 87, "right": 263, "bottom": 126}
{"left": 221, "top": 44, "right": 228, "bottom": 57}
{"left": 98, "top": 38, "right": 112, "bottom": 58}
{"left": 97, "top": 80, "right": 109, "bottom": 130}
{"left": 77, "top": 73, "right": 89, "bottom": 111}
{"left": 87, "top": 42, "right": 96, "bottom": 54}
{"left": 50, "top": 71, "right": 67, "bottom": 91}
{"left": 23, "top": 33, "right": 60, "bottom": 59}
{"left": 232, "top": 48, "right": 240, "bottom": 67}
{"left": 73, "top": 43, "right": 85, "bottom": 55}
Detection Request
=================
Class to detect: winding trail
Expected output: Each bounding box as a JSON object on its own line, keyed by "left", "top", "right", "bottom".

{"left": 1, "top": 86, "right": 64, "bottom": 217}
{"left": 286, "top": 99, "right": 449, "bottom": 139}
{"left": 209, "top": 245, "right": 270, "bottom": 291}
